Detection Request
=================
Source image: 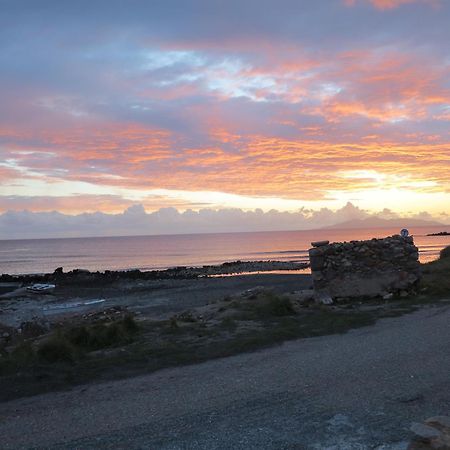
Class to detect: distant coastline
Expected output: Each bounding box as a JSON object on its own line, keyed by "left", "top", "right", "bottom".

{"left": 427, "top": 231, "right": 450, "bottom": 236}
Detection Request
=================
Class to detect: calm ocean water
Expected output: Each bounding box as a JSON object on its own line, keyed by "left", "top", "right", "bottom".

{"left": 1, "top": 226, "right": 449, "bottom": 275}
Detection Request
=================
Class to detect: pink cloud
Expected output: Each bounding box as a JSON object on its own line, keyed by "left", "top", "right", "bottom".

{"left": 344, "top": 0, "right": 439, "bottom": 9}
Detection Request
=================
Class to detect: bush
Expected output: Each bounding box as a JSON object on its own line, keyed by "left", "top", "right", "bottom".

{"left": 440, "top": 246, "right": 450, "bottom": 260}
{"left": 122, "top": 315, "right": 139, "bottom": 334}
{"left": 264, "top": 294, "right": 296, "bottom": 316}
{"left": 240, "top": 293, "right": 297, "bottom": 319}
{"left": 10, "top": 341, "right": 36, "bottom": 366}
{"left": 63, "top": 316, "right": 139, "bottom": 351}
{"left": 66, "top": 326, "right": 91, "bottom": 348}
{"left": 37, "top": 335, "right": 75, "bottom": 363}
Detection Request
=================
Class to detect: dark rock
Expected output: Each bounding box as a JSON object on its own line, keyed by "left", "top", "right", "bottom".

{"left": 425, "top": 416, "right": 450, "bottom": 430}
{"left": 309, "top": 256, "right": 325, "bottom": 271}
{"left": 311, "top": 240, "right": 329, "bottom": 248}
{"left": 410, "top": 422, "right": 441, "bottom": 441}
{"left": 309, "top": 247, "right": 325, "bottom": 257}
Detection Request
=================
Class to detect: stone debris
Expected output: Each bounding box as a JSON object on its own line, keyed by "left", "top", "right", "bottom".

{"left": 309, "top": 235, "right": 421, "bottom": 303}
{"left": 408, "top": 416, "right": 450, "bottom": 449}
{"left": 80, "top": 306, "right": 127, "bottom": 323}
{"left": 239, "top": 286, "right": 269, "bottom": 299}
{"left": 314, "top": 289, "right": 334, "bottom": 305}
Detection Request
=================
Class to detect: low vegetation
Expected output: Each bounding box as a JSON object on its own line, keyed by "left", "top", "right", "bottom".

{"left": 1, "top": 254, "right": 449, "bottom": 402}
{"left": 419, "top": 245, "right": 450, "bottom": 297}
{"left": 228, "top": 291, "right": 297, "bottom": 319}
{"left": 0, "top": 315, "right": 140, "bottom": 370}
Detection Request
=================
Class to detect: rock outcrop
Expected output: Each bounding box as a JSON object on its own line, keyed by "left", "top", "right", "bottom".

{"left": 408, "top": 416, "right": 450, "bottom": 449}
{"left": 309, "top": 235, "right": 421, "bottom": 303}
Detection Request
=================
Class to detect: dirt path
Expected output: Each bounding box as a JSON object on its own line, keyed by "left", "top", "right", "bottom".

{"left": 1, "top": 304, "right": 449, "bottom": 449}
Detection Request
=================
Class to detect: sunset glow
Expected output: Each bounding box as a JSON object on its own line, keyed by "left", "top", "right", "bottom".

{"left": 1, "top": 0, "right": 449, "bottom": 226}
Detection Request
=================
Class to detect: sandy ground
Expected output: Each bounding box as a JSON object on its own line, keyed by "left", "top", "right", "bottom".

{"left": 0, "top": 304, "right": 448, "bottom": 449}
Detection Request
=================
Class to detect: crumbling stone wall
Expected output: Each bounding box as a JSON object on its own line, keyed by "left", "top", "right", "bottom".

{"left": 308, "top": 235, "right": 421, "bottom": 303}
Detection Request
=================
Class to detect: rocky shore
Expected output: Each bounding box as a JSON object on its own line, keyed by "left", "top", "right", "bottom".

{"left": 0, "top": 260, "right": 308, "bottom": 286}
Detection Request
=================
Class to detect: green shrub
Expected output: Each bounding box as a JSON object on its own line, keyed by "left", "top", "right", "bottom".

{"left": 122, "top": 315, "right": 139, "bottom": 334}
{"left": 238, "top": 293, "right": 297, "bottom": 319}
{"left": 63, "top": 316, "right": 139, "bottom": 351}
{"left": 37, "top": 335, "right": 75, "bottom": 363}
{"left": 264, "top": 294, "right": 296, "bottom": 316}
{"left": 65, "top": 326, "right": 91, "bottom": 348}
{"left": 10, "top": 341, "right": 36, "bottom": 366}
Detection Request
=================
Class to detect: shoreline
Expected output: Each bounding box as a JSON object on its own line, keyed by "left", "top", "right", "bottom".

{"left": 1, "top": 227, "right": 449, "bottom": 276}
{"left": 0, "top": 259, "right": 309, "bottom": 284}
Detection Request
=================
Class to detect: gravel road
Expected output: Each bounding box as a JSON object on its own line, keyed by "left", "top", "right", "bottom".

{"left": 1, "top": 304, "right": 449, "bottom": 449}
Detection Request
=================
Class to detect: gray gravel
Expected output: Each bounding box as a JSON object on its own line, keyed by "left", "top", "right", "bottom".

{"left": 113, "top": 273, "right": 313, "bottom": 317}
{"left": 0, "top": 273, "right": 312, "bottom": 327}
{"left": 0, "top": 304, "right": 449, "bottom": 449}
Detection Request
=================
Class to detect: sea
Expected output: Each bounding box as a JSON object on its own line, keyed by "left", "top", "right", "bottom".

{"left": 1, "top": 226, "right": 449, "bottom": 275}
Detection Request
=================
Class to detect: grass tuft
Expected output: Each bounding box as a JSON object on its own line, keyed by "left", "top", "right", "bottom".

{"left": 62, "top": 316, "right": 139, "bottom": 351}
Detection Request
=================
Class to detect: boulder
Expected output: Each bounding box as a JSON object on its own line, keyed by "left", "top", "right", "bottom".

{"left": 408, "top": 416, "right": 450, "bottom": 449}
{"left": 314, "top": 289, "right": 333, "bottom": 305}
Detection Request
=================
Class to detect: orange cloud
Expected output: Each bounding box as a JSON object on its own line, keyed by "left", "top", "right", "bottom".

{"left": 1, "top": 44, "right": 449, "bottom": 214}
{"left": 2, "top": 118, "right": 450, "bottom": 207}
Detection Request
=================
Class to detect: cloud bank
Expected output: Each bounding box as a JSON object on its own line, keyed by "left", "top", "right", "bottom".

{"left": 0, "top": 203, "right": 447, "bottom": 240}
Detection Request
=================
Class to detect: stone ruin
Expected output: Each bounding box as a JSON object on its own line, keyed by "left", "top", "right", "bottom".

{"left": 308, "top": 235, "right": 421, "bottom": 304}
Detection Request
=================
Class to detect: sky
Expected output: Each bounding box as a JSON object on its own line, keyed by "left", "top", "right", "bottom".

{"left": 1, "top": 0, "right": 450, "bottom": 236}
